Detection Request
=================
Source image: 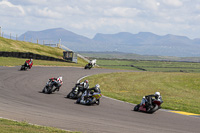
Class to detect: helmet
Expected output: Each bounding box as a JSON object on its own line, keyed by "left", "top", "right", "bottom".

{"left": 155, "top": 92, "right": 160, "bottom": 96}
{"left": 30, "top": 59, "right": 33, "bottom": 61}
{"left": 57, "top": 76, "right": 62, "bottom": 82}
{"left": 84, "top": 80, "right": 89, "bottom": 83}
{"left": 95, "top": 84, "right": 100, "bottom": 89}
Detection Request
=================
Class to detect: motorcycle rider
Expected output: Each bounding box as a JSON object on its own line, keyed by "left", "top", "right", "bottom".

{"left": 75, "top": 80, "right": 89, "bottom": 92}
{"left": 24, "top": 58, "right": 33, "bottom": 69}
{"left": 49, "top": 76, "right": 63, "bottom": 91}
{"left": 80, "top": 84, "right": 101, "bottom": 104}
{"left": 140, "top": 92, "right": 162, "bottom": 107}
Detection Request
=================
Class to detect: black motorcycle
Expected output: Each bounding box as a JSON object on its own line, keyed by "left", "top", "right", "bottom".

{"left": 66, "top": 84, "right": 86, "bottom": 99}
{"left": 84, "top": 63, "right": 93, "bottom": 69}
{"left": 20, "top": 61, "right": 29, "bottom": 70}
{"left": 42, "top": 78, "right": 61, "bottom": 94}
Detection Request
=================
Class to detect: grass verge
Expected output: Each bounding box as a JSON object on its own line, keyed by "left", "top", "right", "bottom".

{"left": 82, "top": 72, "right": 200, "bottom": 114}
{"left": 0, "top": 57, "right": 86, "bottom": 67}
{"left": 0, "top": 118, "right": 80, "bottom": 133}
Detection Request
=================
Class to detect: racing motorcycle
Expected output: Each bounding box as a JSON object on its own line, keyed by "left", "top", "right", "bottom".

{"left": 42, "top": 78, "right": 62, "bottom": 94}
{"left": 84, "top": 63, "right": 93, "bottom": 69}
{"left": 66, "top": 84, "right": 86, "bottom": 99}
{"left": 133, "top": 99, "right": 163, "bottom": 113}
{"left": 76, "top": 89, "right": 102, "bottom": 105}
{"left": 20, "top": 61, "right": 29, "bottom": 70}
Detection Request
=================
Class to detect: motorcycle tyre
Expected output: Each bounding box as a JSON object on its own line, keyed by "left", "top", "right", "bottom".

{"left": 76, "top": 97, "right": 81, "bottom": 104}
{"left": 47, "top": 86, "right": 53, "bottom": 94}
{"left": 147, "top": 104, "right": 159, "bottom": 113}
{"left": 96, "top": 99, "right": 100, "bottom": 105}
{"left": 134, "top": 104, "right": 140, "bottom": 111}
{"left": 20, "top": 65, "right": 25, "bottom": 70}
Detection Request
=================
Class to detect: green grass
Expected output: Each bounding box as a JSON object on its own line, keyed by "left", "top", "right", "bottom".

{"left": 0, "top": 37, "right": 63, "bottom": 58}
{"left": 82, "top": 72, "right": 200, "bottom": 114}
{"left": 0, "top": 37, "right": 87, "bottom": 66}
{"left": 0, "top": 118, "right": 80, "bottom": 133}
{"left": 0, "top": 57, "right": 85, "bottom": 67}
{"left": 97, "top": 59, "right": 200, "bottom": 73}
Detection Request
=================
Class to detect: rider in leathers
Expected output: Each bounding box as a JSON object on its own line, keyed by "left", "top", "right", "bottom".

{"left": 80, "top": 84, "right": 101, "bottom": 104}
{"left": 140, "top": 92, "right": 162, "bottom": 107}
{"left": 74, "top": 80, "right": 89, "bottom": 92}
{"left": 49, "top": 76, "right": 63, "bottom": 91}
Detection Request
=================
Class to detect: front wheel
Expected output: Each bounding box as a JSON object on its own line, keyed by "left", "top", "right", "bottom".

{"left": 42, "top": 86, "right": 48, "bottom": 93}
{"left": 47, "top": 86, "right": 53, "bottom": 94}
{"left": 76, "top": 97, "right": 81, "bottom": 104}
{"left": 96, "top": 99, "right": 100, "bottom": 105}
{"left": 20, "top": 65, "right": 25, "bottom": 70}
{"left": 147, "top": 104, "right": 159, "bottom": 113}
{"left": 134, "top": 104, "right": 140, "bottom": 111}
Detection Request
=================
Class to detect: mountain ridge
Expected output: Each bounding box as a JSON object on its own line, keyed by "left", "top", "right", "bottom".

{"left": 17, "top": 28, "right": 200, "bottom": 57}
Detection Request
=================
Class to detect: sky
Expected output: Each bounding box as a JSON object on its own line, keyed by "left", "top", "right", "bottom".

{"left": 0, "top": 0, "right": 200, "bottom": 39}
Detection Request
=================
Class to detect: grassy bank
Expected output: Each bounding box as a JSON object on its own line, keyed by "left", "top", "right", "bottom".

{"left": 82, "top": 72, "right": 200, "bottom": 114}
{"left": 0, "top": 57, "right": 86, "bottom": 67}
{"left": 0, "top": 118, "right": 79, "bottom": 133}
{"left": 0, "top": 37, "right": 63, "bottom": 58}
{"left": 0, "top": 37, "right": 87, "bottom": 66}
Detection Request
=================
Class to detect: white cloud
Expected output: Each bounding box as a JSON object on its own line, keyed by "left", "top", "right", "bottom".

{"left": 162, "top": 0, "right": 182, "bottom": 7}
{"left": 103, "top": 7, "right": 141, "bottom": 17}
{"left": 0, "top": 0, "right": 25, "bottom": 16}
{"left": 1, "top": 0, "right": 200, "bottom": 39}
{"left": 36, "top": 7, "right": 62, "bottom": 18}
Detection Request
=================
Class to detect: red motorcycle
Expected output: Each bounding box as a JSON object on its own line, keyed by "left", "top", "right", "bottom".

{"left": 134, "top": 99, "right": 163, "bottom": 113}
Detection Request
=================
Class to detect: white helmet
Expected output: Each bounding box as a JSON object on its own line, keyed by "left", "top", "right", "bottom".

{"left": 155, "top": 92, "right": 160, "bottom": 96}
{"left": 95, "top": 84, "right": 100, "bottom": 89}
{"left": 57, "top": 76, "right": 62, "bottom": 82}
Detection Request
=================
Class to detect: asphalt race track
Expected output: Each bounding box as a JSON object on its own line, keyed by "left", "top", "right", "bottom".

{"left": 0, "top": 66, "right": 199, "bottom": 133}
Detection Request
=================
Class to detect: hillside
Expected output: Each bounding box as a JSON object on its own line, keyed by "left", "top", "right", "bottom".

{"left": 0, "top": 37, "right": 87, "bottom": 66}
{"left": 0, "top": 36, "right": 64, "bottom": 58}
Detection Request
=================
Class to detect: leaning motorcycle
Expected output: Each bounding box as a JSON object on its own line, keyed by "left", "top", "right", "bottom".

{"left": 84, "top": 63, "right": 93, "bottom": 69}
{"left": 133, "top": 99, "right": 163, "bottom": 113}
{"left": 76, "top": 90, "right": 102, "bottom": 105}
{"left": 20, "top": 61, "right": 29, "bottom": 70}
{"left": 42, "top": 78, "right": 61, "bottom": 94}
{"left": 66, "top": 84, "right": 86, "bottom": 99}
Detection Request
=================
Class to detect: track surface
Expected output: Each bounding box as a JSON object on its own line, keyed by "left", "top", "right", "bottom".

{"left": 0, "top": 66, "right": 199, "bottom": 133}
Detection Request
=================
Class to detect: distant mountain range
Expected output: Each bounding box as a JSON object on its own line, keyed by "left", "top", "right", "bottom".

{"left": 17, "top": 28, "right": 200, "bottom": 57}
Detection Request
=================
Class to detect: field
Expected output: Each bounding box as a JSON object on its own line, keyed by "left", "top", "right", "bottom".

{"left": 82, "top": 72, "right": 200, "bottom": 114}
{"left": 97, "top": 59, "right": 200, "bottom": 73}
{"left": 0, "top": 118, "right": 79, "bottom": 133}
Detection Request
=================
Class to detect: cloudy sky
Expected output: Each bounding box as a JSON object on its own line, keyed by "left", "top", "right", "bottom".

{"left": 0, "top": 0, "right": 200, "bottom": 39}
